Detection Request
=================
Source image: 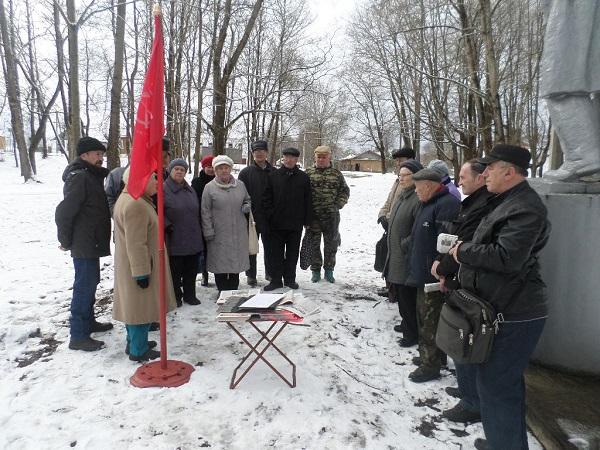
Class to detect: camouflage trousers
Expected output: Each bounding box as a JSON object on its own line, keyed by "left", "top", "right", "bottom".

{"left": 416, "top": 289, "right": 445, "bottom": 371}
{"left": 307, "top": 212, "right": 341, "bottom": 271}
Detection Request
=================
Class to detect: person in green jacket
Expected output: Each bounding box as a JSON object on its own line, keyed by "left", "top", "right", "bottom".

{"left": 305, "top": 145, "right": 350, "bottom": 283}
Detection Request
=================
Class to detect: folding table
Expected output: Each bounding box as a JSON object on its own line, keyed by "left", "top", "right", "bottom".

{"left": 224, "top": 318, "right": 297, "bottom": 389}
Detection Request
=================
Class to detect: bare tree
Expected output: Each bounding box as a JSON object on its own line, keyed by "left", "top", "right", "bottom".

{"left": 0, "top": 0, "right": 33, "bottom": 180}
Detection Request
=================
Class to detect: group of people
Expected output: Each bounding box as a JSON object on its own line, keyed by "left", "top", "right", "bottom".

{"left": 55, "top": 137, "right": 349, "bottom": 362}
{"left": 379, "top": 145, "right": 550, "bottom": 450}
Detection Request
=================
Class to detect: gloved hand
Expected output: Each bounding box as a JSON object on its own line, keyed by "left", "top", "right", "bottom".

{"left": 165, "top": 224, "right": 174, "bottom": 234}
{"left": 135, "top": 276, "right": 150, "bottom": 289}
{"left": 378, "top": 216, "right": 389, "bottom": 232}
{"left": 242, "top": 203, "right": 252, "bottom": 214}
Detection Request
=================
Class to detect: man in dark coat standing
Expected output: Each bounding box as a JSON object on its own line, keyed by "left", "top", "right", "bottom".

{"left": 432, "top": 159, "right": 499, "bottom": 424}
{"left": 262, "top": 147, "right": 312, "bottom": 290}
{"left": 55, "top": 137, "right": 112, "bottom": 352}
{"left": 448, "top": 145, "right": 550, "bottom": 450}
{"left": 238, "top": 140, "right": 274, "bottom": 286}
{"left": 406, "top": 168, "right": 460, "bottom": 383}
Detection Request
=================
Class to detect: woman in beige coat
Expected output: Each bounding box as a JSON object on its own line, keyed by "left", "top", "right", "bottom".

{"left": 112, "top": 169, "right": 176, "bottom": 362}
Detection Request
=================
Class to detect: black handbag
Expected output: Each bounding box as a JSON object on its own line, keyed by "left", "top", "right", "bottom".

{"left": 374, "top": 232, "right": 388, "bottom": 273}
{"left": 435, "top": 288, "right": 498, "bottom": 364}
{"left": 299, "top": 231, "right": 312, "bottom": 270}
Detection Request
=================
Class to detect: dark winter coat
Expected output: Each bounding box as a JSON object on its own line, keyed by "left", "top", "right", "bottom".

{"left": 163, "top": 177, "right": 204, "bottom": 256}
{"left": 456, "top": 181, "right": 551, "bottom": 321}
{"left": 262, "top": 165, "right": 312, "bottom": 231}
{"left": 55, "top": 158, "right": 111, "bottom": 258}
{"left": 238, "top": 162, "right": 273, "bottom": 233}
{"left": 191, "top": 170, "right": 215, "bottom": 211}
{"left": 383, "top": 186, "right": 421, "bottom": 285}
{"left": 104, "top": 165, "right": 128, "bottom": 216}
{"left": 435, "top": 185, "right": 498, "bottom": 281}
{"left": 406, "top": 186, "right": 460, "bottom": 287}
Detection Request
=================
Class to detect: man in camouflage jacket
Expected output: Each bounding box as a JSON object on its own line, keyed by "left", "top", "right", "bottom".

{"left": 305, "top": 145, "right": 350, "bottom": 283}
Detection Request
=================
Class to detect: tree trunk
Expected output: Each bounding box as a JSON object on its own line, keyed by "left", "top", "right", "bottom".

{"left": 106, "top": 0, "right": 127, "bottom": 170}
{"left": 0, "top": 0, "right": 33, "bottom": 180}
{"left": 66, "top": 0, "right": 81, "bottom": 160}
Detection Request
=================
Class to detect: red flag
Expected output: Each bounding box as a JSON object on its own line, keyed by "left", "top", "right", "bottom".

{"left": 128, "top": 12, "right": 165, "bottom": 199}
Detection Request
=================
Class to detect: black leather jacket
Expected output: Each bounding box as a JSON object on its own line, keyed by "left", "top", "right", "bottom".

{"left": 436, "top": 186, "right": 499, "bottom": 286}
{"left": 457, "top": 181, "right": 551, "bottom": 321}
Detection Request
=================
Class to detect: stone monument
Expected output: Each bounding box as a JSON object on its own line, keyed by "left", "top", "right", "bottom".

{"left": 541, "top": 1, "right": 600, "bottom": 182}
{"left": 531, "top": 0, "right": 600, "bottom": 375}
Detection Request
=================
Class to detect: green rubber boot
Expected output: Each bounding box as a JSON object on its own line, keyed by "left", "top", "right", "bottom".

{"left": 311, "top": 270, "right": 321, "bottom": 282}
{"left": 324, "top": 269, "right": 335, "bottom": 283}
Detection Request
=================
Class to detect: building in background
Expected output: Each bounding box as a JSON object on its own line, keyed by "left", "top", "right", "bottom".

{"left": 338, "top": 150, "right": 383, "bottom": 172}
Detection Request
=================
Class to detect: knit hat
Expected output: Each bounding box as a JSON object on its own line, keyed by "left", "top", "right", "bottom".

{"left": 399, "top": 159, "right": 424, "bottom": 174}
{"left": 427, "top": 159, "right": 449, "bottom": 176}
{"left": 77, "top": 137, "right": 106, "bottom": 155}
{"left": 168, "top": 158, "right": 188, "bottom": 173}
{"left": 282, "top": 147, "right": 300, "bottom": 157}
{"left": 412, "top": 168, "right": 443, "bottom": 183}
{"left": 201, "top": 155, "right": 214, "bottom": 168}
{"left": 251, "top": 140, "right": 268, "bottom": 152}
{"left": 314, "top": 145, "right": 331, "bottom": 155}
{"left": 212, "top": 155, "right": 234, "bottom": 168}
{"left": 392, "top": 147, "right": 415, "bottom": 159}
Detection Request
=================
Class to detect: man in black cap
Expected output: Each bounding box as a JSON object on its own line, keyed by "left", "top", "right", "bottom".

{"left": 406, "top": 168, "right": 460, "bottom": 383}
{"left": 55, "top": 137, "right": 113, "bottom": 352}
{"left": 262, "top": 147, "right": 312, "bottom": 290}
{"left": 448, "top": 144, "right": 550, "bottom": 450}
{"left": 432, "top": 159, "right": 500, "bottom": 425}
{"left": 238, "top": 139, "right": 274, "bottom": 286}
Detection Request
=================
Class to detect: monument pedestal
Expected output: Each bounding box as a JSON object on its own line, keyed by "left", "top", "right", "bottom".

{"left": 526, "top": 179, "right": 600, "bottom": 450}
{"left": 529, "top": 179, "right": 600, "bottom": 375}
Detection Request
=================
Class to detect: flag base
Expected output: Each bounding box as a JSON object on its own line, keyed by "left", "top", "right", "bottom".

{"left": 130, "top": 360, "right": 194, "bottom": 388}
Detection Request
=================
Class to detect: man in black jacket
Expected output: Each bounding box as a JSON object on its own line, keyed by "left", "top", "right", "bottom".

{"left": 238, "top": 140, "right": 273, "bottom": 286}
{"left": 432, "top": 159, "right": 499, "bottom": 424}
{"left": 262, "top": 147, "right": 312, "bottom": 290}
{"left": 448, "top": 145, "right": 550, "bottom": 450}
{"left": 55, "top": 137, "right": 112, "bottom": 352}
{"left": 406, "top": 168, "right": 461, "bottom": 383}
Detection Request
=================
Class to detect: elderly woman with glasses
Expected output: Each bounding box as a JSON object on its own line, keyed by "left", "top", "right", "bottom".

{"left": 382, "top": 159, "right": 423, "bottom": 347}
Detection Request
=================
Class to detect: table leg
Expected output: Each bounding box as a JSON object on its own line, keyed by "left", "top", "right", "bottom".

{"left": 227, "top": 321, "right": 296, "bottom": 389}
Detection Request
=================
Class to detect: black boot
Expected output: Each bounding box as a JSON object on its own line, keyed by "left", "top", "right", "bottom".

{"left": 184, "top": 297, "right": 201, "bottom": 305}
{"left": 125, "top": 340, "right": 157, "bottom": 355}
{"left": 90, "top": 320, "right": 113, "bottom": 333}
{"left": 69, "top": 337, "right": 104, "bottom": 352}
{"left": 264, "top": 281, "right": 283, "bottom": 291}
{"left": 201, "top": 272, "right": 209, "bottom": 287}
{"left": 442, "top": 403, "right": 481, "bottom": 424}
{"left": 129, "top": 348, "right": 160, "bottom": 362}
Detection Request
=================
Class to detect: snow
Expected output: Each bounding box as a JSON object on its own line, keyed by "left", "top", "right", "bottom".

{"left": 0, "top": 156, "right": 542, "bottom": 449}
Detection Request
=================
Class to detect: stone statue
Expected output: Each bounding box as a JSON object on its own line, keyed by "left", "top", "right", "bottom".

{"left": 541, "top": 1, "right": 600, "bottom": 182}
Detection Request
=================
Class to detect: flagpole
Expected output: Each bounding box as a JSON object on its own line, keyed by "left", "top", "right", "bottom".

{"left": 155, "top": 1, "right": 167, "bottom": 369}
{"left": 130, "top": 3, "right": 193, "bottom": 388}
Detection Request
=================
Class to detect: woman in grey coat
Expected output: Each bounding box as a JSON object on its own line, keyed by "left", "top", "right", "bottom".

{"left": 383, "top": 159, "right": 423, "bottom": 347}
{"left": 201, "top": 155, "right": 251, "bottom": 291}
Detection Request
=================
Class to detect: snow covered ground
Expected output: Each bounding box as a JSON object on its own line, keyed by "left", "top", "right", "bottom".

{"left": 0, "top": 155, "right": 542, "bottom": 449}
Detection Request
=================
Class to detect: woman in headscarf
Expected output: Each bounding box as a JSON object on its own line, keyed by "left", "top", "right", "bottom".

{"left": 164, "top": 158, "right": 204, "bottom": 307}
{"left": 201, "top": 155, "right": 251, "bottom": 292}
{"left": 112, "top": 169, "right": 176, "bottom": 362}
